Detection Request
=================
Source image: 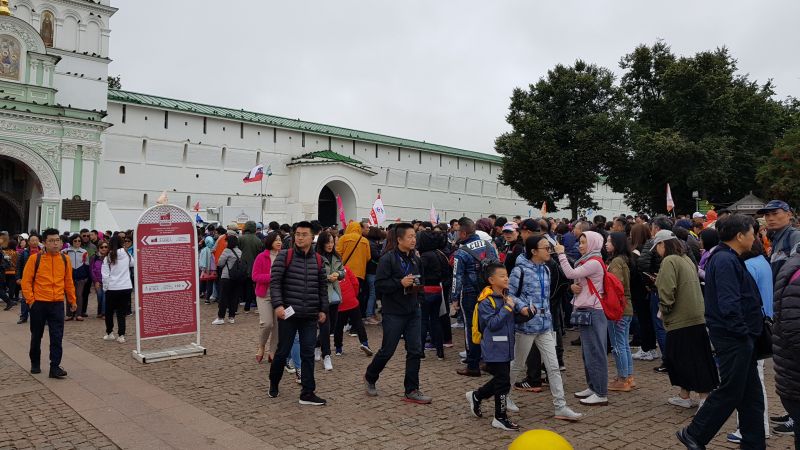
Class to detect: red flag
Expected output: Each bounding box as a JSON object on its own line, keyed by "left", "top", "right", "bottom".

{"left": 192, "top": 201, "right": 200, "bottom": 212}
{"left": 243, "top": 165, "right": 264, "bottom": 183}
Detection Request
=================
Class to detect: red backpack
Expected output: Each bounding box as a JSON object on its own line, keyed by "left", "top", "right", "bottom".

{"left": 583, "top": 256, "right": 626, "bottom": 321}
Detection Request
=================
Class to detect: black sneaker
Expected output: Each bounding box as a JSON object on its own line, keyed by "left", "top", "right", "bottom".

{"left": 492, "top": 416, "right": 520, "bottom": 431}
{"left": 267, "top": 385, "right": 278, "bottom": 398}
{"left": 30, "top": 366, "right": 41, "bottom": 374}
{"left": 466, "top": 391, "right": 482, "bottom": 418}
{"left": 773, "top": 419, "right": 794, "bottom": 436}
{"left": 770, "top": 413, "right": 791, "bottom": 425}
{"left": 49, "top": 366, "right": 67, "bottom": 379}
{"left": 17, "top": 318, "right": 27, "bottom": 324}
{"left": 653, "top": 365, "right": 668, "bottom": 373}
{"left": 299, "top": 392, "right": 326, "bottom": 406}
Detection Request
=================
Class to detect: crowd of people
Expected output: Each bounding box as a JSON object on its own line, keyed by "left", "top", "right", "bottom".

{"left": 2, "top": 201, "right": 799, "bottom": 448}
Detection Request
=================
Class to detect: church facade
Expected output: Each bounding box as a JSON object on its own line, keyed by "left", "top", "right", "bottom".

{"left": 0, "top": 0, "right": 631, "bottom": 233}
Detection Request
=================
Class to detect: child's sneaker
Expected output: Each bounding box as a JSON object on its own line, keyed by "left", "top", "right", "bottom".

{"left": 335, "top": 346, "right": 343, "bottom": 356}
{"left": 466, "top": 391, "right": 482, "bottom": 418}
{"left": 492, "top": 416, "right": 520, "bottom": 431}
{"left": 359, "top": 343, "right": 373, "bottom": 356}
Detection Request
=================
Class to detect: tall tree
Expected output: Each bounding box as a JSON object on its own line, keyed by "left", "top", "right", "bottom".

{"left": 495, "top": 60, "right": 627, "bottom": 219}
{"left": 757, "top": 126, "right": 800, "bottom": 207}
{"left": 608, "top": 42, "right": 790, "bottom": 213}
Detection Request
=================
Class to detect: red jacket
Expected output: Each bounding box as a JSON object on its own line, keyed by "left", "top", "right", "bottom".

{"left": 251, "top": 250, "right": 274, "bottom": 298}
{"left": 338, "top": 268, "right": 360, "bottom": 312}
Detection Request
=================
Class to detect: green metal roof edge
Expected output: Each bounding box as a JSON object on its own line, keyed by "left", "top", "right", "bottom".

{"left": 107, "top": 89, "right": 501, "bottom": 164}
{"left": 299, "top": 150, "right": 363, "bottom": 165}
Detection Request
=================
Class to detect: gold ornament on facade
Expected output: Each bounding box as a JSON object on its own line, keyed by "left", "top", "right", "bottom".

{"left": 0, "top": 0, "right": 11, "bottom": 16}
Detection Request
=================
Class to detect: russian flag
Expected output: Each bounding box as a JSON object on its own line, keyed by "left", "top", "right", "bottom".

{"left": 243, "top": 164, "right": 264, "bottom": 183}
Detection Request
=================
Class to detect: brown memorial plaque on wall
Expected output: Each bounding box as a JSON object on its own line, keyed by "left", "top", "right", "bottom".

{"left": 61, "top": 195, "right": 91, "bottom": 220}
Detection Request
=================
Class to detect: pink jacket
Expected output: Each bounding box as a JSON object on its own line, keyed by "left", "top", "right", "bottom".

{"left": 252, "top": 250, "right": 275, "bottom": 298}
{"left": 557, "top": 231, "right": 605, "bottom": 310}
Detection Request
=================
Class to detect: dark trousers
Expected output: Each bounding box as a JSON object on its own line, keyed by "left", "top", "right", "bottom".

{"left": 29, "top": 301, "right": 65, "bottom": 370}
{"left": 649, "top": 291, "right": 667, "bottom": 358}
{"left": 688, "top": 334, "right": 765, "bottom": 449}
{"left": 334, "top": 307, "right": 368, "bottom": 347}
{"left": 269, "top": 316, "right": 318, "bottom": 395}
{"left": 80, "top": 278, "right": 91, "bottom": 316}
{"left": 633, "top": 293, "right": 656, "bottom": 352}
{"left": 365, "top": 310, "right": 422, "bottom": 394}
{"left": 104, "top": 289, "right": 130, "bottom": 335}
{"left": 219, "top": 278, "right": 241, "bottom": 319}
{"left": 460, "top": 294, "right": 481, "bottom": 370}
{"left": 5, "top": 274, "right": 18, "bottom": 300}
{"left": 358, "top": 278, "right": 368, "bottom": 318}
{"left": 475, "top": 361, "right": 511, "bottom": 418}
{"left": 780, "top": 397, "right": 800, "bottom": 450}
{"left": 317, "top": 303, "right": 339, "bottom": 356}
{"left": 242, "top": 277, "right": 255, "bottom": 311}
{"left": 421, "top": 293, "right": 444, "bottom": 357}
{"left": 440, "top": 314, "right": 452, "bottom": 343}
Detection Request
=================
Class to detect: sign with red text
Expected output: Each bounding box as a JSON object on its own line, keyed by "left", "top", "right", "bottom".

{"left": 134, "top": 205, "right": 199, "bottom": 340}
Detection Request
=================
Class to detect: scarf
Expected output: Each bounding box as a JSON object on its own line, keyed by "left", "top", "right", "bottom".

{"left": 576, "top": 231, "right": 604, "bottom": 266}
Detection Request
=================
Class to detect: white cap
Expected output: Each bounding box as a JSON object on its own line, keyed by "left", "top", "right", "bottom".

{"left": 20, "top": 233, "right": 30, "bottom": 240}
{"left": 692, "top": 212, "right": 705, "bottom": 219}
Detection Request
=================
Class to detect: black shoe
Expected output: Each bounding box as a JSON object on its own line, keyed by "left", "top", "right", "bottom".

{"left": 17, "top": 318, "right": 27, "bottom": 324}
{"left": 770, "top": 413, "right": 791, "bottom": 425}
{"left": 267, "top": 384, "right": 278, "bottom": 398}
{"left": 570, "top": 337, "right": 581, "bottom": 346}
{"left": 49, "top": 366, "right": 67, "bottom": 379}
{"left": 299, "top": 392, "right": 326, "bottom": 406}
{"left": 675, "top": 427, "right": 705, "bottom": 450}
{"left": 491, "top": 416, "right": 520, "bottom": 431}
{"left": 654, "top": 365, "right": 668, "bottom": 373}
{"left": 3, "top": 302, "right": 14, "bottom": 311}
{"left": 30, "top": 366, "right": 41, "bottom": 374}
{"left": 456, "top": 368, "right": 481, "bottom": 377}
{"left": 773, "top": 420, "right": 795, "bottom": 435}
{"left": 466, "top": 391, "right": 482, "bottom": 418}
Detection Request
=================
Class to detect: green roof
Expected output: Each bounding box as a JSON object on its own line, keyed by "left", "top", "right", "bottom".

{"left": 297, "top": 151, "right": 364, "bottom": 165}
{"left": 107, "top": 89, "right": 501, "bottom": 163}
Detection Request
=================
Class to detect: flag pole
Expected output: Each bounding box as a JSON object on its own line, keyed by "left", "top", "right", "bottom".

{"left": 260, "top": 176, "right": 265, "bottom": 224}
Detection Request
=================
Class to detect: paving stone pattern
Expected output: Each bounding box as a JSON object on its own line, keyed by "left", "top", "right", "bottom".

{"left": 3, "top": 300, "right": 794, "bottom": 450}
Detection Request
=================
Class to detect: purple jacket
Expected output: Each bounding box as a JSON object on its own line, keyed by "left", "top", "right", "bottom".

{"left": 90, "top": 255, "right": 104, "bottom": 283}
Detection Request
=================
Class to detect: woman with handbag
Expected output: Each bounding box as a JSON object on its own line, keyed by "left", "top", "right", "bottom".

{"left": 102, "top": 234, "right": 134, "bottom": 343}
{"left": 315, "top": 231, "right": 345, "bottom": 371}
{"left": 652, "top": 230, "right": 718, "bottom": 410}
{"left": 554, "top": 231, "right": 609, "bottom": 407}
{"left": 252, "top": 232, "right": 282, "bottom": 363}
{"left": 213, "top": 235, "right": 242, "bottom": 325}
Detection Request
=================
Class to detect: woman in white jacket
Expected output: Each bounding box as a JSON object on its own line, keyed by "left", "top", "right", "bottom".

{"left": 102, "top": 234, "right": 134, "bottom": 343}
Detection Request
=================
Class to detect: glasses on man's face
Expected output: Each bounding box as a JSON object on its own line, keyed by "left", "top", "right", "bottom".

{"left": 81, "top": 234, "right": 89, "bottom": 239}
{"left": 46, "top": 239, "right": 61, "bottom": 244}
{"left": 294, "top": 232, "right": 311, "bottom": 238}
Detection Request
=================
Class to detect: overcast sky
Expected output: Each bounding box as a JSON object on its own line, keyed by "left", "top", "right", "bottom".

{"left": 109, "top": 1, "right": 800, "bottom": 155}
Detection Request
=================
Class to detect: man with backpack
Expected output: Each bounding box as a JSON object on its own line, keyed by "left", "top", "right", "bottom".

{"left": 453, "top": 217, "right": 499, "bottom": 377}
{"left": 20, "top": 228, "right": 77, "bottom": 379}
{"left": 268, "top": 221, "right": 329, "bottom": 406}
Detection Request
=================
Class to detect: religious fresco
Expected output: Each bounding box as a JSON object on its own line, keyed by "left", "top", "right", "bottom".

{"left": 40, "top": 11, "right": 54, "bottom": 47}
{"left": 0, "top": 34, "right": 20, "bottom": 80}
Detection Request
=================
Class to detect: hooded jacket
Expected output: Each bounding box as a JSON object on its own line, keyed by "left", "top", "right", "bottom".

{"left": 509, "top": 257, "right": 552, "bottom": 334}
{"left": 773, "top": 252, "right": 800, "bottom": 400}
{"left": 452, "top": 233, "right": 499, "bottom": 300}
{"left": 557, "top": 231, "right": 605, "bottom": 310}
{"left": 238, "top": 221, "right": 265, "bottom": 271}
{"left": 251, "top": 250, "right": 276, "bottom": 298}
{"left": 338, "top": 267, "right": 360, "bottom": 312}
{"left": 477, "top": 287, "right": 515, "bottom": 363}
{"left": 199, "top": 236, "right": 216, "bottom": 271}
{"left": 336, "top": 222, "right": 370, "bottom": 279}
{"left": 270, "top": 246, "right": 329, "bottom": 319}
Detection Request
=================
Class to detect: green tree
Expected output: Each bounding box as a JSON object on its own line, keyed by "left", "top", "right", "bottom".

{"left": 757, "top": 127, "right": 800, "bottom": 208}
{"left": 495, "top": 60, "right": 627, "bottom": 219}
{"left": 607, "top": 41, "right": 790, "bottom": 214}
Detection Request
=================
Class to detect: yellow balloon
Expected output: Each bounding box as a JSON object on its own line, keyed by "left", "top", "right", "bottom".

{"left": 508, "top": 429, "right": 574, "bottom": 450}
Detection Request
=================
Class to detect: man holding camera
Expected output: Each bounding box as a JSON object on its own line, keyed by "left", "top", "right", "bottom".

{"left": 364, "top": 223, "right": 431, "bottom": 404}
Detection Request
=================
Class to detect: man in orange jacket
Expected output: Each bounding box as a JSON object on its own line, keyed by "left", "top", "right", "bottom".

{"left": 21, "top": 228, "right": 77, "bottom": 379}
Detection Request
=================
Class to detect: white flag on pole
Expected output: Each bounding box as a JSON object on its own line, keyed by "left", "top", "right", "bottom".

{"left": 429, "top": 203, "right": 438, "bottom": 224}
{"left": 369, "top": 195, "right": 386, "bottom": 226}
{"left": 666, "top": 183, "right": 675, "bottom": 212}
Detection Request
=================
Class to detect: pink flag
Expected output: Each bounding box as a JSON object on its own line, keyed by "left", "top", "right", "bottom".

{"left": 666, "top": 183, "right": 675, "bottom": 212}
{"left": 336, "top": 194, "right": 346, "bottom": 229}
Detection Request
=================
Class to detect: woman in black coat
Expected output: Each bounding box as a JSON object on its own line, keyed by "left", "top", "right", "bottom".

{"left": 773, "top": 252, "right": 800, "bottom": 446}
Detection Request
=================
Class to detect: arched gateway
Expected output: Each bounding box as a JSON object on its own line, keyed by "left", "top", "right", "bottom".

{"left": 0, "top": 141, "right": 61, "bottom": 232}
{"left": 317, "top": 179, "right": 357, "bottom": 228}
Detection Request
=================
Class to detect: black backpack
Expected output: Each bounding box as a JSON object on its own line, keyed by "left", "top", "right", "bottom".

{"left": 461, "top": 244, "right": 501, "bottom": 288}
{"left": 226, "top": 251, "right": 247, "bottom": 281}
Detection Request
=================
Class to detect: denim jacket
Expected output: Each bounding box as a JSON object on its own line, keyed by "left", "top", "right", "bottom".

{"left": 509, "top": 256, "right": 552, "bottom": 334}
{"left": 477, "top": 287, "right": 515, "bottom": 363}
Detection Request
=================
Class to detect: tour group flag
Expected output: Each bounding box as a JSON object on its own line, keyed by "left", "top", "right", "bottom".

{"left": 540, "top": 201, "right": 548, "bottom": 218}
{"left": 243, "top": 164, "right": 265, "bottom": 183}
{"left": 429, "top": 203, "right": 438, "bottom": 224}
{"left": 369, "top": 194, "right": 386, "bottom": 226}
{"left": 336, "top": 194, "right": 347, "bottom": 228}
{"left": 192, "top": 201, "right": 201, "bottom": 212}
{"left": 666, "top": 183, "right": 675, "bottom": 212}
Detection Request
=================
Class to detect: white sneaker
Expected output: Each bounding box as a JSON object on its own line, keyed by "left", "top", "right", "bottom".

{"left": 116, "top": 335, "right": 126, "bottom": 344}
{"left": 632, "top": 349, "right": 655, "bottom": 361}
{"left": 211, "top": 318, "right": 225, "bottom": 325}
{"left": 668, "top": 396, "right": 693, "bottom": 408}
{"left": 506, "top": 396, "right": 520, "bottom": 412}
{"left": 459, "top": 351, "right": 468, "bottom": 358}
{"left": 579, "top": 393, "right": 608, "bottom": 406}
{"left": 315, "top": 348, "right": 322, "bottom": 361}
{"left": 228, "top": 318, "right": 235, "bottom": 324}
{"left": 574, "top": 388, "right": 594, "bottom": 399}
{"left": 631, "top": 349, "right": 647, "bottom": 360}
{"left": 103, "top": 333, "right": 115, "bottom": 341}
{"left": 555, "top": 406, "right": 583, "bottom": 421}
{"left": 209, "top": 296, "right": 217, "bottom": 301}
{"left": 323, "top": 355, "right": 333, "bottom": 371}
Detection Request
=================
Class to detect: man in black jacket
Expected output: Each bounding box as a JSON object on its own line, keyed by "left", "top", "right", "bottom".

{"left": 268, "top": 221, "right": 328, "bottom": 406}
{"left": 364, "top": 223, "right": 432, "bottom": 404}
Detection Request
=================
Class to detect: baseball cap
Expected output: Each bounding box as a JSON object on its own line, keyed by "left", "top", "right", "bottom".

{"left": 757, "top": 200, "right": 791, "bottom": 215}
{"left": 692, "top": 212, "right": 705, "bottom": 219}
{"left": 501, "top": 223, "right": 518, "bottom": 233}
{"left": 651, "top": 230, "right": 677, "bottom": 247}
{"left": 519, "top": 219, "right": 541, "bottom": 232}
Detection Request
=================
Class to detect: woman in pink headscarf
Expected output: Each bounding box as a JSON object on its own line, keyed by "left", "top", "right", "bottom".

{"left": 554, "top": 231, "right": 609, "bottom": 407}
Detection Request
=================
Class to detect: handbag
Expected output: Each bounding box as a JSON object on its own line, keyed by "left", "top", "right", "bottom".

{"left": 200, "top": 270, "right": 217, "bottom": 281}
{"left": 570, "top": 308, "right": 593, "bottom": 326}
{"left": 754, "top": 312, "right": 773, "bottom": 360}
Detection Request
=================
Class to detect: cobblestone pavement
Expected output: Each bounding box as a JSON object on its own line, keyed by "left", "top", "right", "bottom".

{"left": 2, "top": 299, "right": 794, "bottom": 450}
{"left": 0, "top": 346, "right": 118, "bottom": 450}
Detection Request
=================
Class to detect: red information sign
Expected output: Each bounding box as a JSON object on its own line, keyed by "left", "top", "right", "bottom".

{"left": 134, "top": 205, "right": 199, "bottom": 340}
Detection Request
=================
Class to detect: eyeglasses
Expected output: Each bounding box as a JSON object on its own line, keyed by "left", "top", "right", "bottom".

{"left": 45, "top": 239, "right": 61, "bottom": 244}
{"left": 100, "top": 246, "right": 109, "bottom": 249}
{"left": 294, "top": 232, "right": 312, "bottom": 237}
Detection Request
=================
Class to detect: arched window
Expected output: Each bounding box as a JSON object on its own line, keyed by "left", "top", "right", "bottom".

{"left": 40, "top": 11, "right": 55, "bottom": 48}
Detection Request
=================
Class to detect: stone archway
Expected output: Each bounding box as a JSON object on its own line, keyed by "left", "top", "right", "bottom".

{"left": 317, "top": 179, "right": 358, "bottom": 229}
{"left": 0, "top": 140, "right": 61, "bottom": 230}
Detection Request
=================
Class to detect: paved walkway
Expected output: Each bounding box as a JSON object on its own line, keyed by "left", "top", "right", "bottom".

{"left": 0, "top": 311, "right": 270, "bottom": 450}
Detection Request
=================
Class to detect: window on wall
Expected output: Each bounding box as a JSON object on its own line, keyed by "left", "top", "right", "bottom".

{"left": 164, "top": 111, "right": 169, "bottom": 129}
{"left": 397, "top": 147, "right": 401, "bottom": 162}
{"left": 142, "top": 193, "right": 148, "bottom": 209}
{"left": 118, "top": 165, "right": 125, "bottom": 174}
{"left": 302, "top": 132, "right": 306, "bottom": 148}
{"left": 121, "top": 105, "right": 126, "bottom": 123}
{"left": 328, "top": 136, "right": 332, "bottom": 150}
{"left": 439, "top": 155, "right": 442, "bottom": 167}
{"left": 40, "top": 11, "right": 54, "bottom": 47}
{"left": 375, "top": 144, "right": 378, "bottom": 158}
{"left": 418, "top": 150, "right": 422, "bottom": 164}
{"left": 240, "top": 122, "right": 244, "bottom": 139}
{"left": 352, "top": 141, "right": 356, "bottom": 155}
{"left": 203, "top": 117, "right": 207, "bottom": 134}
{"left": 273, "top": 128, "right": 277, "bottom": 143}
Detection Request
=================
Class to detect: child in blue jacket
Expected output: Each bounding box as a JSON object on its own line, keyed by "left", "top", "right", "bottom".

{"left": 466, "top": 262, "right": 532, "bottom": 431}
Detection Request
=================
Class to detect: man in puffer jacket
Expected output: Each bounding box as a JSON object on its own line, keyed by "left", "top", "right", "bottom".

{"left": 773, "top": 250, "right": 800, "bottom": 447}
{"left": 268, "top": 221, "right": 328, "bottom": 406}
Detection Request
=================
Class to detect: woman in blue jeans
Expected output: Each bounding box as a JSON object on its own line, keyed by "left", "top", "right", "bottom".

{"left": 605, "top": 232, "right": 635, "bottom": 392}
